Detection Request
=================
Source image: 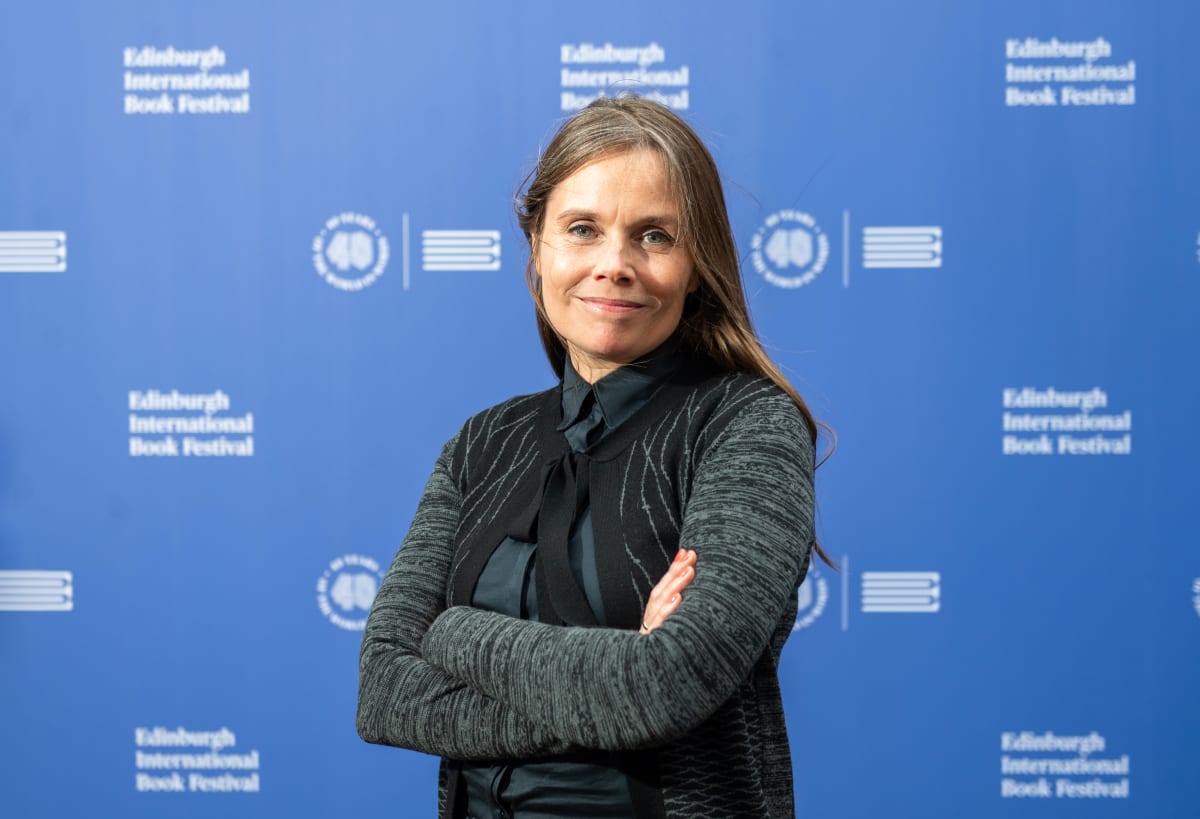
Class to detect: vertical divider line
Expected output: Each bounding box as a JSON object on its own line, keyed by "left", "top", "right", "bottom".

{"left": 402, "top": 212, "right": 411, "bottom": 291}
{"left": 842, "top": 209, "right": 850, "bottom": 288}
{"left": 841, "top": 553, "right": 850, "bottom": 631}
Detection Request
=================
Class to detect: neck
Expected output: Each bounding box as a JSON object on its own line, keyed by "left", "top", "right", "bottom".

{"left": 566, "top": 350, "right": 624, "bottom": 384}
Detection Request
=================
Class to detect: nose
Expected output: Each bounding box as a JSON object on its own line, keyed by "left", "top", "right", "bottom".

{"left": 591, "top": 235, "right": 636, "bottom": 284}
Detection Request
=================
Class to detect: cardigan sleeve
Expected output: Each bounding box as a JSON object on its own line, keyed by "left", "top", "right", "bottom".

{"left": 356, "top": 433, "right": 574, "bottom": 760}
{"left": 419, "top": 390, "right": 815, "bottom": 750}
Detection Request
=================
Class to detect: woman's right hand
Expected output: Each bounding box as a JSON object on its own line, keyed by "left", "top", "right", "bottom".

{"left": 639, "top": 549, "right": 696, "bottom": 634}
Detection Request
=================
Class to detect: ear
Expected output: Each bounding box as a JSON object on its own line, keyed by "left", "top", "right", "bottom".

{"left": 687, "top": 269, "right": 700, "bottom": 294}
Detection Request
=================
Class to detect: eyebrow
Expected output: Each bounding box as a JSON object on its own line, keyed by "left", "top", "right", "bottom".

{"left": 554, "top": 209, "right": 680, "bottom": 228}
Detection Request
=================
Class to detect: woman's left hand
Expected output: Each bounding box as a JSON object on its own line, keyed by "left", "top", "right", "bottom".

{"left": 639, "top": 549, "right": 696, "bottom": 635}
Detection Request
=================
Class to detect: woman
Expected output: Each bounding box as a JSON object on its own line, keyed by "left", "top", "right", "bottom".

{"left": 358, "top": 96, "right": 822, "bottom": 819}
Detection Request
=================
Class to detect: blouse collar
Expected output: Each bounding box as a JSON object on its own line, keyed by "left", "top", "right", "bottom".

{"left": 558, "top": 333, "right": 686, "bottom": 433}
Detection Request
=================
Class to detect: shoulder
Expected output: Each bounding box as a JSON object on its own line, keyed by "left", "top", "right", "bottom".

{"left": 459, "top": 387, "right": 553, "bottom": 438}
{"left": 693, "top": 371, "right": 796, "bottom": 414}
{"left": 442, "top": 386, "right": 556, "bottom": 474}
{"left": 669, "top": 372, "right": 813, "bottom": 479}
{"left": 684, "top": 371, "right": 807, "bottom": 437}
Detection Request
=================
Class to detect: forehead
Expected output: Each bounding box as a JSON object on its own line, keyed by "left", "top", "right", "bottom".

{"left": 546, "top": 148, "right": 678, "bottom": 213}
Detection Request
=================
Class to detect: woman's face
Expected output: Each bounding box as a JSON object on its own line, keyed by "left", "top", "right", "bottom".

{"left": 536, "top": 148, "right": 697, "bottom": 383}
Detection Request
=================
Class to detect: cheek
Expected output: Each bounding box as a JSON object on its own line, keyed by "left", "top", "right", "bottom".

{"left": 664, "top": 264, "right": 699, "bottom": 305}
{"left": 539, "top": 267, "right": 569, "bottom": 309}
{"left": 538, "top": 249, "right": 590, "bottom": 305}
{"left": 535, "top": 243, "right": 563, "bottom": 291}
{"left": 536, "top": 255, "right": 570, "bottom": 322}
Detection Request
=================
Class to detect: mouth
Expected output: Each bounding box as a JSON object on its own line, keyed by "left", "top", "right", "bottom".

{"left": 577, "top": 296, "right": 645, "bottom": 314}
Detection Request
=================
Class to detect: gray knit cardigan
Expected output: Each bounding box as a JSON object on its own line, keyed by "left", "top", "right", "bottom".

{"left": 357, "top": 367, "right": 815, "bottom": 818}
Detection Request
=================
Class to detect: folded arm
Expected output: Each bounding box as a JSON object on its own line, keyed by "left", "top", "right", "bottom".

{"left": 356, "top": 435, "right": 574, "bottom": 760}
{"left": 421, "top": 392, "right": 815, "bottom": 750}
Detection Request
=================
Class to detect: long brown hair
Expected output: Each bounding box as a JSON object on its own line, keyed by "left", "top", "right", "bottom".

{"left": 517, "top": 96, "right": 833, "bottom": 566}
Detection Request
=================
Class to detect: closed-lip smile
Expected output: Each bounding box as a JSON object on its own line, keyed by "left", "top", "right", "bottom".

{"left": 578, "top": 296, "right": 644, "bottom": 313}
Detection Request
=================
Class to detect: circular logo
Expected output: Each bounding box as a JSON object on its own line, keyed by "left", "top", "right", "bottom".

{"left": 316, "top": 554, "right": 384, "bottom": 631}
{"left": 792, "top": 569, "right": 829, "bottom": 631}
{"left": 750, "top": 210, "right": 829, "bottom": 289}
{"left": 312, "top": 212, "right": 390, "bottom": 291}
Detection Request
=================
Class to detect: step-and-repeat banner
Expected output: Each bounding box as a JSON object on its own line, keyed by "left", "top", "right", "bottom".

{"left": 3, "top": 1, "right": 1197, "bottom": 817}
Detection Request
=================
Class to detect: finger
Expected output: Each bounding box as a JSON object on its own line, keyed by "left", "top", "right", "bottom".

{"left": 665, "top": 552, "right": 697, "bottom": 587}
{"left": 649, "top": 552, "right": 690, "bottom": 599}
{"left": 643, "top": 587, "right": 672, "bottom": 628}
{"left": 669, "top": 549, "right": 694, "bottom": 570}
{"left": 648, "top": 602, "right": 676, "bottom": 629}
{"left": 667, "top": 550, "right": 696, "bottom": 579}
{"left": 647, "top": 593, "right": 682, "bottom": 629}
{"left": 661, "top": 565, "right": 694, "bottom": 598}
{"left": 644, "top": 595, "right": 672, "bottom": 629}
{"left": 642, "top": 551, "right": 697, "bottom": 633}
{"left": 646, "top": 557, "right": 693, "bottom": 617}
{"left": 647, "top": 583, "right": 686, "bottom": 624}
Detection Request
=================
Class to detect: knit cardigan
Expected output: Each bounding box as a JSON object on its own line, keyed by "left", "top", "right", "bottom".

{"left": 357, "top": 365, "right": 815, "bottom": 818}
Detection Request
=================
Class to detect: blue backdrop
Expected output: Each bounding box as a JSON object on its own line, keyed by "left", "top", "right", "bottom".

{"left": 3, "top": 1, "right": 1198, "bottom": 816}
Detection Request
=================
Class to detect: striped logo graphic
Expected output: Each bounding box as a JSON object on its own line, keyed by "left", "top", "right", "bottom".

{"left": 0, "top": 231, "right": 67, "bottom": 273}
{"left": 421, "top": 230, "right": 501, "bottom": 271}
{"left": 0, "top": 570, "right": 74, "bottom": 611}
{"left": 861, "top": 571, "right": 940, "bottom": 613}
{"left": 862, "top": 226, "right": 942, "bottom": 269}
